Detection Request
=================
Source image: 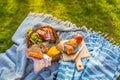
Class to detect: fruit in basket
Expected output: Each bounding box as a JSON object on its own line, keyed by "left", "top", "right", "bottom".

{"left": 27, "top": 28, "right": 43, "bottom": 45}
{"left": 26, "top": 26, "right": 61, "bottom": 63}
{"left": 26, "top": 26, "right": 59, "bottom": 47}
{"left": 27, "top": 28, "right": 32, "bottom": 36}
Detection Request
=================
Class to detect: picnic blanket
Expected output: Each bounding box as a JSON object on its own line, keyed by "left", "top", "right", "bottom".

{"left": 0, "top": 12, "right": 120, "bottom": 80}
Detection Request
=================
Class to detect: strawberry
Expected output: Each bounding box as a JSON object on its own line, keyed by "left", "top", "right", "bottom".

{"left": 74, "top": 35, "right": 83, "bottom": 44}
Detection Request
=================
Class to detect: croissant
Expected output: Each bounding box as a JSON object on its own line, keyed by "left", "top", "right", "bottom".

{"left": 56, "top": 35, "right": 83, "bottom": 55}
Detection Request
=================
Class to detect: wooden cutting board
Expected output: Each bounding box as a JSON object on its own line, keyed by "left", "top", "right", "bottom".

{"left": 62, "top": 41, "right": 90, "bottom": 70}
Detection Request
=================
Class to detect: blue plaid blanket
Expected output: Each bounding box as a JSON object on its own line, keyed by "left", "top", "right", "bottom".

{"left": 0, "top": 13, "right": 119, "bottom": 80}
{"left": 57, "top": 31, "right": 120, "bottom": 80}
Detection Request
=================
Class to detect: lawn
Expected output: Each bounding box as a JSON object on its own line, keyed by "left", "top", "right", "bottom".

{"left": 0, "top": 0, "right": 120, "bottom": 79}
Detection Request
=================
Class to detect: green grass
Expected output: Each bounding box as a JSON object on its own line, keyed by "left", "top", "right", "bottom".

{"left": 0, "top": 0, "right": 120, "bottom": 79}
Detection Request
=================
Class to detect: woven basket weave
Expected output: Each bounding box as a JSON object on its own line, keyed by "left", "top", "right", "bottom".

{"left": 26, "top": 25, "right": 60, "bottom": 62}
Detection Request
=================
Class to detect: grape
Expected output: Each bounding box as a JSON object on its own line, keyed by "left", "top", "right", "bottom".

{"left": 36, "top": 41, "right": 40, "bottom": 45}
{"left": 31, "top": 33, "right": 36, "bottom": 40}
{"left": 27, "top": 28, "right": 43, "bottom": 44}
{"left": 27, "top": 28, "right": 32, "bottom": 35}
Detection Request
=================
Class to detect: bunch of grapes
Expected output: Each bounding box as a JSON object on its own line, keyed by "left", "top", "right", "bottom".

{"left": 27, "top": 28, "right": 43, "bottom": 45}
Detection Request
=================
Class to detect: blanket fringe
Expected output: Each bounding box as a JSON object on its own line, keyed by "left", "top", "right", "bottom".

{"left": 28, "top": 12, "right": 120, "bottom": 48}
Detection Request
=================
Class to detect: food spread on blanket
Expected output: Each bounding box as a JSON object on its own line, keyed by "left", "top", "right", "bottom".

{"left": 25, "top": 25, "right": 90, "bottom": 73}
{"left": 56, "top": 35, "right": 90, "bottom": 70}
{"left": 56, "top": 35, "right": 83, "bottom": 55}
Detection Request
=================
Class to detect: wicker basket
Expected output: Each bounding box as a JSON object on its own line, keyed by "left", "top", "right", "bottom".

{"left": 26, "top": 26, "right": 60, "bottom": 62}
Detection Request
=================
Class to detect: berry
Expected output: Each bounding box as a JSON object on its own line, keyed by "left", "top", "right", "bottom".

{"left": 74, "top": 36, "right": 83, "bottom": 44}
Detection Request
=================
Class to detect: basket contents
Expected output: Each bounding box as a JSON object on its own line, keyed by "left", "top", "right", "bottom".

{"left": 47, "top": 46, "right": 60, "bottom": 57}
{"left": 26, "top": 26, "right": 61, "bottom": 73}
{"left": 25, "top": 25, "right": 90, "bottom": 73}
